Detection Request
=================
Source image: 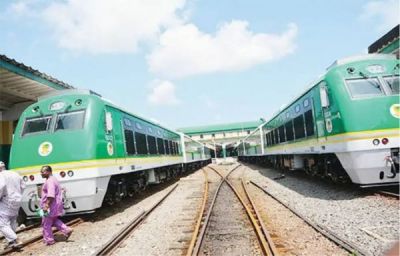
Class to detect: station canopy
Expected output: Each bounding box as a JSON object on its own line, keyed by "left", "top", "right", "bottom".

{"left": 178, "top": 120, "right": 263, "bottom": 135}
{"left": 0, "top": 54, "right": 74, "bottom": 111}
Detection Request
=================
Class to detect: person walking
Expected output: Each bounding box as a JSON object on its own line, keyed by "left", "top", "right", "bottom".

{"left": 40, "top": 165, "right": 72, "bottom": 245}
{"left": 0, "top": 161, "right": 24, "bottom": 249}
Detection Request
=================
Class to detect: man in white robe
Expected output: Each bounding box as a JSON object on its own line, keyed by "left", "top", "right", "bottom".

{"left": 0, "top": 161, "right": 25, "bottom": 249}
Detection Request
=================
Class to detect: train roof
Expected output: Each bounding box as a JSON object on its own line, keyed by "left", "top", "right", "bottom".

{"left": 263, "top": 54, "right": 397, "bottom": 129}
{"left": 37, "top": 89, "right": 181, "bottom": 136}
{"left": 326, "top": 54, "right": 396, "bottom": 70}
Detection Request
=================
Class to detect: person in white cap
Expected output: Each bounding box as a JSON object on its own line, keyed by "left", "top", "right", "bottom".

{"left": 0, "top": 161, "right": 25, "bottom": 249}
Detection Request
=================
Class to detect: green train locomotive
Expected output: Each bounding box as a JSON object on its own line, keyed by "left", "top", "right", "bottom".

{"left": 238, "top": 54, "right": 399, "bottom": 186}
{"left": 9, "top": 90, "right": 211, "bottom": 217}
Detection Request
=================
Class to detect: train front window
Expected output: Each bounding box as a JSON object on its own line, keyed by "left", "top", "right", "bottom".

{"left": 22, "top": 116, "right": 52, "bottom": 136}
{"left": 383, "top": 76, "right": 399, "bottom": 95}
{"left": 346, "top": 78, "right": 384, "bottom": 99}
{"left": 55, "top": 110, "right": 85, "bottom": 131}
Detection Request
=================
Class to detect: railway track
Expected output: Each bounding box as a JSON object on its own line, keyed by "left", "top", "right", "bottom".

{"left": 0, "top": 222, "right": 41, "bottom": 242}
{"left": 376, "top": 190, "right": 400, "bottom": 199}
{"left": 250, "top": 180, "right": 369, "bottom": 256}
{"left": 373, "top": 186, "right": 400, "bottom": 199}
{"left": 93, "top": 183, "right": 179, "bottom": 256}
{"left": 187, "top": 165, "right": 277, "bottom": 256}
{"left": 0, "top": 217, "right": 84, "bottom": 255}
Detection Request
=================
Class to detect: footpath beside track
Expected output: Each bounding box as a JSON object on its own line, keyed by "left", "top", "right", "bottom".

{"left": 1, "top": 218, "right": 84, "bottom": 255}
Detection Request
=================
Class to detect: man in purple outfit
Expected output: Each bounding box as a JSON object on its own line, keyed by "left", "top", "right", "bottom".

{"left": 40, "top": 165, "right": 72, "bottom": 245}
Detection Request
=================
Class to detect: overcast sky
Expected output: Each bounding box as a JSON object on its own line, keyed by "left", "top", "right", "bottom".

{"left": 0, "top": 0, "right": 398, "bottom": 129}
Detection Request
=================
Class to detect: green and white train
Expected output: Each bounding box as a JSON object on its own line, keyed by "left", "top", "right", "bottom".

{"left": 9, "top": 90, "right": 211, "bottom": 217}
{"left": 238, "top": 54, "right": 399, "bottom": 187}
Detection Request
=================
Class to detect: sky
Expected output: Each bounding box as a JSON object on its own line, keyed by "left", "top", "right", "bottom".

{"left": 0, "top": 0, "right": 398, "bottom": 129}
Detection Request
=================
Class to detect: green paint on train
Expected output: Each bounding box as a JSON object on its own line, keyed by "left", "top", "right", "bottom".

{"left": 264, "top": 54, "right": 399, "bottom": 146}
{"left": 9, "top": 90, "right": 182, "bottom": 169}
{"left": 239, "top": 54, "right": 399, "bottom": 186}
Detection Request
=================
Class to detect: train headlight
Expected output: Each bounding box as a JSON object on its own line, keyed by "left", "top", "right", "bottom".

{"left": 29, "top": 175, "right": 35, "bottom": 181}
{"left": 67, "top": 170, "right": 74, "bottom": 177}
{"left": 382, "top": 138, "right": 389, "bottom": 145}
{"left": 23, "top": 176, "right": 28, "bottom": 182}
{"left": 60, "top": 171, "right": 66, "bottom": 178}
{"left": 372, "top": 139, "right": 380, "bottom": 146}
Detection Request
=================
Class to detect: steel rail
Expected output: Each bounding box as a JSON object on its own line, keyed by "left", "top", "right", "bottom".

{"left": 186, "top": 168, "right": 209, "bottom": 255}
{"left": 190, "top": 165, "right": 240, "bottom": 256}
{"left": 93, "top": 183, "right": 179, "bottom": 256}
{"left": 375, "top": 190, "right": 400, "bottom": 199}
{"left": 241, "top": 179, "right": 278, "bottom": 256}
{"left": 0, "top": 222, "right": 41, "bottom": 241}
{"left": 0, "top": 218, "right": 84, "bottom": 255}
{"left": 250, "top": 180, "right": 368, "bottom": 256}
{"left": 204, "top": 165, "right": 275, "bottom": 256}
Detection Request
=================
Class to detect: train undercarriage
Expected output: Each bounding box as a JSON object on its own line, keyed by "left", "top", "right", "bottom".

{"left": 103, "top": 160, "right": 211, "bottom": 205}
{"left": 238, "top": 153, "right": 350, "bottom": 184}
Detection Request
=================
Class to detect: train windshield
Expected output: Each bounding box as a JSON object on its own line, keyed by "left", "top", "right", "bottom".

{"left": 55, "top": 110, "right": 85, "bottom": 131}
{"left": 345, "top": 78, "right": 384, "bottom": 99}
{"left": 383, "top": 75, "right": 399, "bottom": 95}
{"left": 22, "top": 116, "right": 52, "bottom": 136}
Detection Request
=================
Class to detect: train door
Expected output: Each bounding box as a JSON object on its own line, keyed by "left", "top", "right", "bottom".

{"left": 104, "top": 106, "right": 124, "bottom": 158}
{"left": 316, "top": 81, "right": 330, "bottom": 139}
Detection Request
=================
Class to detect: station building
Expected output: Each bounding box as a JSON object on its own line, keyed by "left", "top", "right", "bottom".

{"left": 178, "top": 120, "right": 264, "bottom": 157}
{"left": 0, "top": 55, "right": 74, "bottom": 168}
{"left": 368, "top": 24, "right": 399, "bottom": 57}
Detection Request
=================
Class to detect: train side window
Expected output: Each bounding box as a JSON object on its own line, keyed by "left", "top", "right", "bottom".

{"left": 135, "top": 132, "right": 148, "bottom": 155}
{"left": 22, "top": 115, "right": 52, "bottom": 136}
{"left": 164, "top": 139, "right": 170, "bottom": 155}
{"left": 124, "top": 129, "right": 136, "bottom": 155}
{"left": 265, "top": 133, "right": 269, "bottom": 146}
{"left": 274, "top": 129, "right": 279, "bottom": 144}
{"left": 285, "top": 121, "right": 294, "bottom": 141}
{"left": 55, "top": 110, "right": 85, "bottom": 131}
{"left": 294, "top": 115, "right": 305, "bottom": 139}
{"left": 157, "top": 138, "right": 165, "bottom": 154}
{"left": 278, "top": 125, "right": 285, "bottom": 143}
{"left": 270, "top": 131, "right": 273, "bottom": 145}
{"left": 173, "top": 141, "right": 176, "bottom": 155}
{"left": 175, "top": 142, "right": 180, "bottom": 155}
{"left": 148, "top": 135, "right": 157, "bottom": 154}
{"left": 269, "top": 132, "right": 273, "bottom": 146}
{"left": 304, "top": 110, "right": 315, "bottom": 136}
{"left": 271, "top": 130, "right": 275, "bottom": 145}
{"left": 169, "top": 141, "right": 174, "bottom": 155}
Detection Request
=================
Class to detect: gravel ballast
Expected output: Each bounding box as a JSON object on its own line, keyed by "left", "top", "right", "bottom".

{"left": 113, "top": 170, "right": 205, "bottom": 256}
{"left": 241, "top": 163, "right": 399, "bottom": 256}
{"left": 10, "top": 170, "right": 203, "bottom": 256}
